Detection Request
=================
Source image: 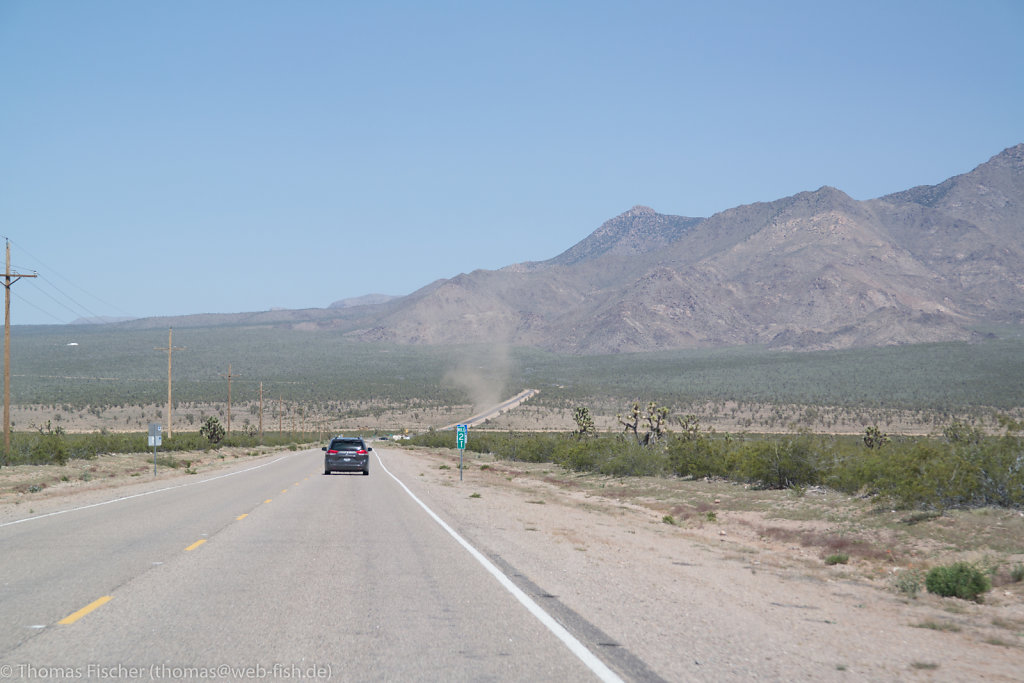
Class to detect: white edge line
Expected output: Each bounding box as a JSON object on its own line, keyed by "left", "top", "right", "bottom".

{"left": 375, "top": 450, "right": 624, "bottom": 683}
{"left": 0, "top": 454, "right": 296, "bottom": 529}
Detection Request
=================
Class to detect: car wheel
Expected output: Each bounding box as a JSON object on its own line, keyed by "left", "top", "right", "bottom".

{"left": 362, "top": 469, "right": 369, "bottom": 476}
{"left": 324, "top": 469, "right": 330, "bottom": 475}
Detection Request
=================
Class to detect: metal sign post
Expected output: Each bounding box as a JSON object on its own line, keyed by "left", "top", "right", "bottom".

{"left": 456, "top": 424, "right": 468, "bottom": 481}
{"left": 148, "top": 423, "right": 162, "bottom": 475}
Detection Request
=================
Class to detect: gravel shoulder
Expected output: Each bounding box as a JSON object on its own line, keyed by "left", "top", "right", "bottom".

{"left": 378, "top": 445, "right": 1024, "bottom": 682}
{"left": 2, "top": 444, "right": 1022, "bottom": 681}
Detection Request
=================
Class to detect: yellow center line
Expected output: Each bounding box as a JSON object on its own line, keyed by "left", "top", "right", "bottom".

{"left": 236, "top": 514, "right": 248, "bottom": 520}
{"left": 264, "top": 499, "right": 272, "bottom": 504}
{"left": 184, "top": 539, "right": 207, "bottom": 552}
{"left": 281, "top": 489, "right": 288, "bottom": 494}
{"left": 58, "top": 596, "right": 113, "bottom": 625}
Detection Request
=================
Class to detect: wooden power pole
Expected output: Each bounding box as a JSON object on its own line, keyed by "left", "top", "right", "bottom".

{"left": 3, "top": 241, "right": 36, "bottom": 452}
{"left": 155, "top": 327, "right": 185, "bottom": 438}
{"left": 221, "top": 364, "right": 239, "bottom": 434}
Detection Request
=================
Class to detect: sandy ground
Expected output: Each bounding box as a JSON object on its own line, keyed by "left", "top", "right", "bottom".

{"left": 2, "top": 445, "right": 1022, "bottom": 681}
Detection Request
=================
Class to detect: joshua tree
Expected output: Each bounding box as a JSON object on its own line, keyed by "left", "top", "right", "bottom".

{"left": 677, "top": 414, "right": 701, "bottom": 441}
{"left": 200, "top": 416, "right": 226, "bottom": 445}
{"left": 618, "top": 402, "right": 641, "bottom": 441}
{"left": 572, "top": 406, "right": 596, "bottom": 438}
{"left": 619, "top": 401, "right": 670, "bottom": 445}
{"left": 642, "top": 402, "right": 670, "bottom": 445}
{"left": 863, "top": 425, "right": 890, "bottom": 449}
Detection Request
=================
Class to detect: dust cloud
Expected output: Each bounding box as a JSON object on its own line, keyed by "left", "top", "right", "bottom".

{"left": 442, "top": 345, "right": 512, "bottom": 413}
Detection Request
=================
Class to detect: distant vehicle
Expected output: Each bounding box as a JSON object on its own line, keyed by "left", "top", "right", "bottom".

{"left": 322, "top": 436, "right": 372, "bottom": 476}
{"left": 378, "top": 436, "right": 389, "bottom": 441}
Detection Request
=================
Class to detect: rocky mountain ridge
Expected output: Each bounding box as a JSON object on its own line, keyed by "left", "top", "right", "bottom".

{"left": 119, "top": 144, "right": 1024, "bottom": 354}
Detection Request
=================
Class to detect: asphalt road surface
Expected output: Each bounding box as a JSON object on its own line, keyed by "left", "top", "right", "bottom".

{"left": 0, "top": 448, "right": 622, "bottom": 682}
{"left": 441, "top": 389, "right": 540, "bottom": 430}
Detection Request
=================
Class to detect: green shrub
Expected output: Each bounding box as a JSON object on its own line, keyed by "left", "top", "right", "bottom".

{"left": 825, "top": 553, "right": 849, "bottom": 565}
{"left": 552, "top": 440, "right": 600, "bottom": 472}
{"left": 733, "top": 436, "right": 822, "bottom": 489}
{"left": 595, "top": 440, "right": 666, "bottom": 477}
{"left": 925, "top": 562, "right": 991, "bottom": 602}
{"left": 405, "top": 428, "right": 1024, "bottom": 510}
{"left": 666, "top": 436, "right": 729, "bottom": 479}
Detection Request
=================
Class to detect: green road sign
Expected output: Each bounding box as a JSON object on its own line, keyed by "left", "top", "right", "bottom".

{"left": 456, "top": 424, "right": 467, "bottom": 449}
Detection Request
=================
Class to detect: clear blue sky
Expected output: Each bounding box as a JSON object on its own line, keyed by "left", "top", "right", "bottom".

{"left": 1, "top": 0, "right": 1022, "bottom": 325}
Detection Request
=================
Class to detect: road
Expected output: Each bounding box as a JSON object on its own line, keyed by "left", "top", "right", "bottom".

{"left": 0, "top": 447, "right": 622, "bottom": 682}
{"left": 441, "top": 389, "right": 539, "bottom": 430}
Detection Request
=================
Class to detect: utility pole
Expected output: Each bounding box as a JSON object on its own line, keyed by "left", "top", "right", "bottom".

{"left": 258, "top": 381, "right": 263, "bottom": 442}
{"left": 3, "top": 241, "right": 36, "bottom": 452}
{"left": 155, "top": 327, "right": 185, "bottom": 438}
{"left": 220, "top": 364, "right": 239, "bottom": 434}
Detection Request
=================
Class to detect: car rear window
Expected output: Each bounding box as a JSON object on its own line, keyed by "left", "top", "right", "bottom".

{"left": 330, "top": 439, "right": 364, "bottom": 450}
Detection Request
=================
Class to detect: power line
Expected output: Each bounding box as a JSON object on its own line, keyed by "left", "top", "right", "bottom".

{"left": 13, "top": 277, "right": 92, "bottom": 322}
{"left": 8, "top": 290, "right": 66, "bottom": 324}
{"left": 35, "top": 273, "right": 106, "bottom": 322}
{"left": 2, "top": 236, "right": 137, "bottom": 322}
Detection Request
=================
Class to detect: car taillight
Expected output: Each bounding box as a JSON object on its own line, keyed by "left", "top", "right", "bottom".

{"left": 356, "top": 449, "right": 367, "bottom": 455}
{"left": 327, "top": 449, "right": 339, "bottom": 455}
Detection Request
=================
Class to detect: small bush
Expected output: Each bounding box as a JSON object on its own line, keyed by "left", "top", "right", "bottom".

{"left": 662, "top": 515, "right": 677, "bottom": 525}
{"left": 1010, "top": 564, "right": 1024, "bottom": 583}
{"left": 825, "top": 553, "right": 849, "bottom": 565}
{"left": 893, "top": 569, "right": 925, "bottom": 597}
{"left": 925, "top": 562, "right": 991, "bottom": 602}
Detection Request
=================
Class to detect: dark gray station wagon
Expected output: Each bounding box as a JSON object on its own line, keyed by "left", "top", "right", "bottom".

{"left": 322, "top": 436, "right": 372, "bottom": 475}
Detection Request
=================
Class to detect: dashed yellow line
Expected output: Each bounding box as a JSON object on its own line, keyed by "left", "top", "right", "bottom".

{"left": 58, "top": 596, "right": 112, "bottom": 625}
{"left": 236, "top": 514, "right": 248, "bottom": 520}
{"left": 184, "top": 539, "right": 207, "bottom": 552}
{"left": 264, "top": 499, "right": 272, "bottom": 504}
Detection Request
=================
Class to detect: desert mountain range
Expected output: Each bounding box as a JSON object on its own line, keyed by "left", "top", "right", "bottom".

{"left": 127, "top": 144, "right": 1024, "bottom": 354}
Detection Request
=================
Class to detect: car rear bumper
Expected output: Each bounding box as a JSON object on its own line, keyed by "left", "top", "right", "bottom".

{"left": 325, "top": 455, "right": 369, "bottom": 472}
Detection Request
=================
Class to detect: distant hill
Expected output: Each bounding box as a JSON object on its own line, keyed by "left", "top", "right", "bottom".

{"left": 102, "top": 144, "right": 1024, "bottom": 354}
{"left": 70, "top": 316, "right": 137, "bottom": 325}
{"left": 328, "top": 293, "right": 398, "bottom": 309}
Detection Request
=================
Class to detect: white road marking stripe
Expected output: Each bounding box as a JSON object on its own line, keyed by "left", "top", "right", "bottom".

{"left": 374, "top": 451, "right": 624, "bottom": 683}
{"left": 0, "top": 455, "right": 295, "bottom": 528}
